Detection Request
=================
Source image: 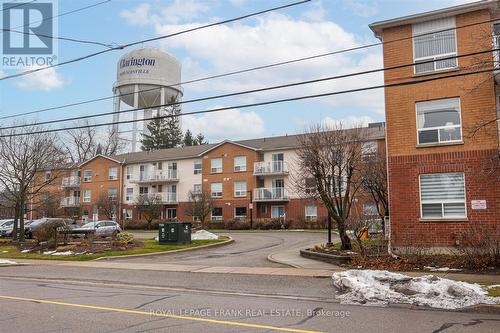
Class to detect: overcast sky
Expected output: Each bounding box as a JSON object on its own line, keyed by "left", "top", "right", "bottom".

{"left": 0, "top": 0, "right": 476, "bottom": 143}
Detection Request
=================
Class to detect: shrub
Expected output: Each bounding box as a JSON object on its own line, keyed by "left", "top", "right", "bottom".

{"left": 33, "top": 220, "right": 66, "bottom": 245}
{"left": 116, "top": 232, "right": 134, "bottom": 244}
{"left": 123, "top": 220, "right": 161, "bottom": 230}
{"left": 453, "top": 224, "right": 500, "bottom": 269}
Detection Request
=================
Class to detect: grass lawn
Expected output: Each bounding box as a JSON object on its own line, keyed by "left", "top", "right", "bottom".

{"left": 484, "top": 285, "right": 500, "bottom": 297}
{"left": 0, "top": 238, "right": 227, "bottom": 261}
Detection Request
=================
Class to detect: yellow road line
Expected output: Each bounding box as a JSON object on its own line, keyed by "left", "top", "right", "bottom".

{"left": 0, "top": 295, "right": 324, "bottom": 333}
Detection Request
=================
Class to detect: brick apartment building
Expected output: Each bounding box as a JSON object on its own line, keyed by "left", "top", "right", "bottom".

{"left": 370, "top": 0, "right": 500, "bottom": 248}
{"left": 30, "top": 125, "right": 385, "bottom": 226}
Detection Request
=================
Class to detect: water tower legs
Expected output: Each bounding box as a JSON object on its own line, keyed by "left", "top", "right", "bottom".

{"left": 131, "top": 84, "right": 139, "bottom": 152}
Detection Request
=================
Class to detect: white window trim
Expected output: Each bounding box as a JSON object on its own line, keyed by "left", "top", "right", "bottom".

{"left": 234, "top": 207, "right": 247, "bottom": 219}
{"left": 83, "top": 190, "right": 91, "bottom": 203}
{"left": 305, "top": 205, "right": 317, "bottom": 222}
{"left": 412, "top": 17, "right": 458, "bottom": 74}
{"left": 83, "top": 170, "right": 92, "bottom": 182}
{"left": 271, "top": 205, "right": 285, "bottom": 219}
{"left": 109, "top": 167, "right": 118, "bottom": 180}
{"left": 211, "top": 158, "right": 222, "bottom": 173}
{"left": 211, "top": 183, "right": 223, "bottom": 198}
{"left": 211, "top": 207, "right": 223, "bottom": 221}
{"left": 194, "top": 160, "right": 202, "bottom": 175}
{"left": 415, "top": 98, "right": 463, "bottom": 145}
{"left": 234, "top": 156, "right": 247, "bottom": 172}
{"left": 234, "top": 181, "right": 247, "bottom": 197}
{"left": 419, "top": 172, "right": 467, "bottom": 219}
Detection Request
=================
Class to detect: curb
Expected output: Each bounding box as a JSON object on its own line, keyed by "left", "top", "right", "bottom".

{"left": 459, "top": 304, "right": 500, "bottom": 315}
{"left": 94, "top": 237, "right": 234, "bottom": 261}
{"left": 266, "top": 252, "right": 302, "bottom": 268}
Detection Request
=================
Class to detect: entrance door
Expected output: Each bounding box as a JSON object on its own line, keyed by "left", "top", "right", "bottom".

{"left": 271, "top": 153, "right": 284, "bottom": 172}
{"left": 271, "top": 206, "right": 285, "bottom": 219}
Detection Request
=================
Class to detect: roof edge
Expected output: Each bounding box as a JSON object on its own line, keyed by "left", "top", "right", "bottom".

{"left": 369, "top": 0, "right": 497, "bottom": 39}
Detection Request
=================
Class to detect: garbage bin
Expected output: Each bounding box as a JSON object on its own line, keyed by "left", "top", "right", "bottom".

{"left": 159, "top": 222, "right": 192, "bottom": 245}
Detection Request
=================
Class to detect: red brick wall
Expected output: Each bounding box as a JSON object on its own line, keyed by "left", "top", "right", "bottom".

{"left": 388, "top": 149, "right": 500, "bottom": 246}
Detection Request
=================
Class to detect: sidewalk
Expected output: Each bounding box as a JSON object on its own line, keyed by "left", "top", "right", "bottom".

{"left": 6, "top": 259, "right": 335, "bottom": 277}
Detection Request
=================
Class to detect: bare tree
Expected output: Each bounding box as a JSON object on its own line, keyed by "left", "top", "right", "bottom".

{"left": 61, "top": 120, "right": 125, "bottom": 163}
{"left": 0, "top": 123, "right": 66, "bottom": 241}
{"left": 33, "top": 191, "right": 63, "bottom": 218}
{"left": 135, "top": 194, "right": 162, "bottom": 230}
{"left": 184, "top": 190, "right": 213, "bottom": 229}
{"left": 361, "top": 149, "right": 389, "bottom": 232}
{"left": 295, "top": 123, "right": 367, "bottom": 250}
{"left": 96, "top": 193, "right": 117, "bottom": 220}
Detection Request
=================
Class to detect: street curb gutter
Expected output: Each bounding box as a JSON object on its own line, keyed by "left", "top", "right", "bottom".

{"left": 267, "top": 252, "right": 302, "bottom": 268}
{"left": 94, "top": 237, "right": 234, "bottom": 261}
{"left": 459, "top": 304, "right": 500, "bottom": 315}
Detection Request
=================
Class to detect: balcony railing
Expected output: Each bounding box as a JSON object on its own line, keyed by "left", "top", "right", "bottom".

{"left": 253, "top": 187, "right": 289, "bottom": 201}
{"left": 61, "top": 176, "right": 80, "bottom": 188}
{"left": 253, "top": 161, "right": 288, "bottom": 176}
{"left": 138, "top": 192, "right": 177, "bottom": 204}
{"left": 131, "top": 170, "right": 178, "bottom": 183}
{"left": 60, "top": 196, "right": 80, "bottom": 207}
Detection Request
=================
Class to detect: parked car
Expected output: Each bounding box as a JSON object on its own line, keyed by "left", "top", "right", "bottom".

{"left": 0, "top": 220, "right": 14, "bottom": 237}
{"left": 72, "top": 220, "right": 122, "bottom": 237}
{"left": 25, "top": 218, "right": 76, "bottom": 239}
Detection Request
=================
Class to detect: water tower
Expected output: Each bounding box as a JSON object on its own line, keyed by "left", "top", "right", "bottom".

{"left": 113, "top": 48, "right": 183, "bottom": 152}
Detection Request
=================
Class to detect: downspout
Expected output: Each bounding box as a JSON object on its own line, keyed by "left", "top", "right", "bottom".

{"left": 383, "top": 124, "right": 398, "bottom": 259}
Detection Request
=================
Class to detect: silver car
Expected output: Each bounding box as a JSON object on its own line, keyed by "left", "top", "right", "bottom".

{"left": 73, "top": 220, "right": 122, "bottom": 237}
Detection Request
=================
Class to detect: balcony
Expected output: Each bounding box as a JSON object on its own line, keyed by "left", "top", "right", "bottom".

{"left": 130, "top": 170, "right": 179, "bottom": 183}
{"left": 253, "top": 187, "right": 289, "bottom": 201}
{"left": 61, "top": 176, "right": 80, "bottom": 188}
{"left": 60, "top": 197, "right": 80, "bottom": 207}
{"left": 138, "top": 192, "right": 178, "bottom": 204}
{"left": 253, "top": 161, "right": 289, "bottom": 176}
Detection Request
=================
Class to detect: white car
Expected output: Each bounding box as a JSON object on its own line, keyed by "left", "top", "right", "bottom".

{"left": 73, "top": 220, "right": 122, "bottom": 237}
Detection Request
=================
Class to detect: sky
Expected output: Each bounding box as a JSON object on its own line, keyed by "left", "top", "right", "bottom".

{"left": 0, "top": 0, "right": 477, "bottom": 144}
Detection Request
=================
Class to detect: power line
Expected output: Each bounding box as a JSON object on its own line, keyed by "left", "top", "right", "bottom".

{"left": 0, "top": 66, "right": 495, "bottom": 138}
{"left": 2, "top": 15, "right": 499, "bottom": 121}
{"left": 1, "top": 47, "right": 496, "bottom": 131}
{"left": 0, "top": 0, "right": 311, "bottom": 82}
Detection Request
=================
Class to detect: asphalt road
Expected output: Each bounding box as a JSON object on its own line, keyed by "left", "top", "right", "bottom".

{"left": 122, "top": 231, "right": 330, "bottom": 267}
{"left": 0, "top": 266, "right": 498, "bottom": 333}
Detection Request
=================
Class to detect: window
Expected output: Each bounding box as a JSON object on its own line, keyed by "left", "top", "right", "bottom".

{"left": 193, "top": 184, "right": 202, "bottom": 194}
{"left": 211, "top": 207, "right": 223, "bottom": 221}
{"left": 167, "top": 208, "right": 177, "bottom": 220}
{"left": 108, "top": 167, "right": 118, "bottom": 180}
{"left": 234, "top": 156, "right": 247, "bottom": 172}
{"left": 271, "top": 206, "right": 285, "bottom": 219}
{"left": 417, "top": 98, "right": 461, "bottom": 145}
{"left": 413, "top": 17, "right": 457, "bottom": 74}
{"left": 83, "top": 170, "right": 92, "bottom": 182}
{"left": 419, "top": 172, "right": 466, "bottom": 219}
{"left": 126, "top": 166, "right": 133, "bottom": 180}
{"left": 108, "top": 188, "right": 117, "bottom": 199}
{"left": 168, "top": 162, "right": 177, "bottom": 179}
{"left": 83, "top": 190, "right": 91, "bottom": 203}
{"left": 234, "top": 181, "right": 247, "bottom": 197}
{"left": 211, "top": 183, "right": 222, "bottom": 198}
{"left": 305, "top": 178, "right": 315, "bottom": 195}
{"left": 139, "top": 186, "right": 148, "bottom": 194}
{"left": 125, "top": 188, "right": 133, "bottom": 201}
{"left": 124, "top": 209, "right": 132, "bottom": 220}
{"left": 305, "top": 205, "right": 317, "bottom": 221}
{"left": 361, "top": 141, "right": 377, "bottom": 157}
{"left": 194, "top": 160, "right": 202, "bottom": 175}
{"left": 235, "top": 207, "right": 247, "bottom": 219}
{"left": 363, "top": 203, "right": 378, "bottom": 216}
{"left": 211, "top": 158, "right": 222, "bottom": 173}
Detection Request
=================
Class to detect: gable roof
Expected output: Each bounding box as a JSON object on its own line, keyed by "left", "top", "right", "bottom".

{"left": 78, "top": 154, "right": 123, "bottom": 167}
{"left": 198, "top": 140, "right": 260, "bottom": 155}
{"left": 369, "top": 0, "right": 498, "bottom": 39}
{"left": 113, "top": 143, "right": 217, "bottom": 164}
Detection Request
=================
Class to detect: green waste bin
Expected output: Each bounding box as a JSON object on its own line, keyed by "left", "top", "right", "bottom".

{"left": 159, "top": 222, "right": 192, "bottom": 245}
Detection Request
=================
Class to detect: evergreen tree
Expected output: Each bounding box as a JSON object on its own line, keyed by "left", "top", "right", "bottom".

{"left": 140, "top": 96, "right": 183, "bottom": 151}
{"left": 183, "top": 129, "right": 195, "bottom": 146}
{"left": 196, "top": 133, "right": 207, "bottom": 145}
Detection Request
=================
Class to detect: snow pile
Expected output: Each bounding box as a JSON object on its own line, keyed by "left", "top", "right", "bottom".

{"left": 424, "top": 266, "right": 461, "bottom": 272}
{"left": 191, "top": 230, "right": 219, "bottom": 240}
{"left": 43, "top": 250, "right": 75, "bottom": 256}
{"left": 0, "top": 259, "right": 17, "bottom": 265}
{"left": 332, "top": 270, "right": 499, "bottom": 309}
